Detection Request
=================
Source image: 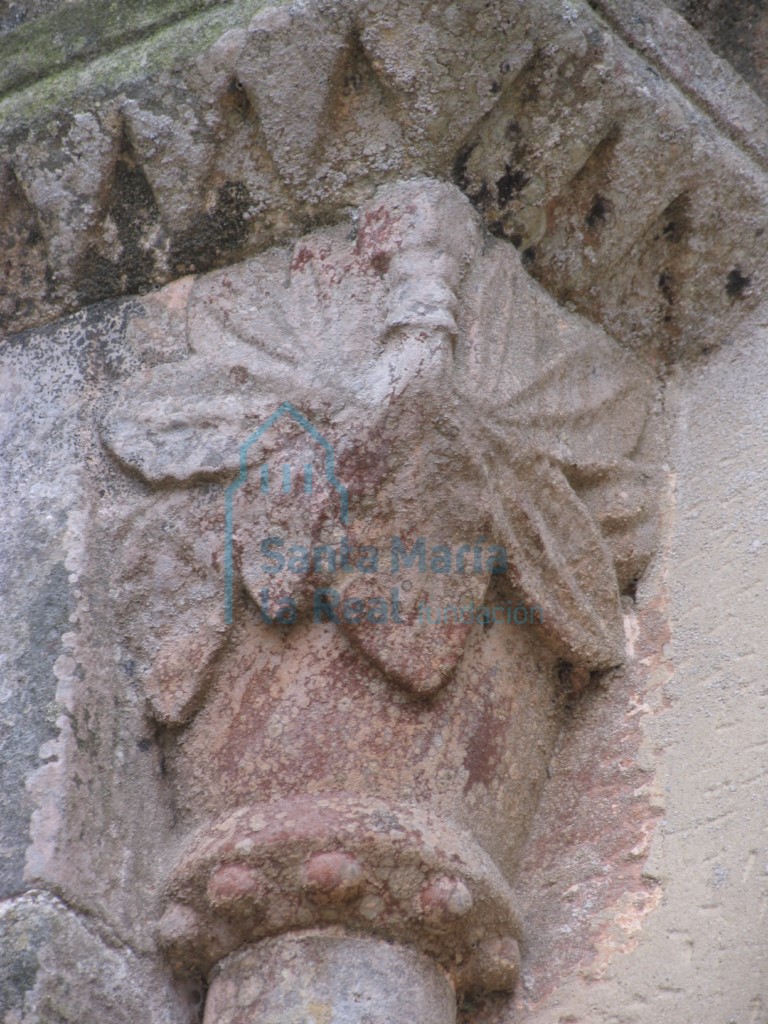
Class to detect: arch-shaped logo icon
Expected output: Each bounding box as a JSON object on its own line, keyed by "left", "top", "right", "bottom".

{"left": 224, "top": 402, "right": 349, "bottom": 624}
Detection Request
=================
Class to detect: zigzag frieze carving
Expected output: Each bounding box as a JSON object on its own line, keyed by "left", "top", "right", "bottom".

{"left": 1, "top": 0, "right": 767, "bottom": 359}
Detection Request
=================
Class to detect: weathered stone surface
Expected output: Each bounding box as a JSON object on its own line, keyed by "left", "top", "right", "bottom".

{"left": 203, "top": 932, "right": 458, "bottom": 1024}
{"left": 501, "top": 297, "right": 768, "bottom": 1024}
{"left": 592, "top": 0, "right": 768, "bottom": 168}
{"left": 0, "top": 174, "right": 662, "bottom": 1021}
{"left": 84, "top": 178, "right": 658, "bottom": 1016}
{"left": 667, "top": 0, "right": 768, "bottom": 106}
{"left": 0, "top": 0, "right": 766, "bottom": 361}
{"left": 0, "top": 311, "right": 92, "bottom": 902}
{"left": 0, "top": 300, "right": 178, "bottom": 959}
{"left": 0, "top": 893, "right": 196, "bottom": 1024}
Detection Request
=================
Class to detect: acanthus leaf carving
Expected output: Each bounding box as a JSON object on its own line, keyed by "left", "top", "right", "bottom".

{"left": 103, "top": 178, "right": 657, "bottom": 702}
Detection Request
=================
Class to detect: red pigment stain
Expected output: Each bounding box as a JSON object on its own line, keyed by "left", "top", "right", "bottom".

{"left": 462, "top": 699, "right": 507, "bottom": 794}
{"left": 290, "top": 246, "right": 314, "bottom": 272}
{"left": 510, "top": 591, "right": 672, "bottom": 1014}
{"left": 356, "top": 205, "right": 401, "bottom": 259}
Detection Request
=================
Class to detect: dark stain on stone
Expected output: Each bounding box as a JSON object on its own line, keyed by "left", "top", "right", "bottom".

{"left": 369, "top": 250, "right": 391, "bottom": 275}
{"left": 222, "top": 77, "right": 252, "bottom": 122}
{"left": 585, "top": 194, "right": 610, "bottom": 229}
{"left": 0, "top": 163, "right": 50, "bottom": 334}
{"left": 662, "top": 219, "right": 683, "bottom": 242}
{"left": 725, "top": 266, "right": 751, "bottom": 298}
{"left": 496, "top": 164, "right": 531, "bottom": 207}
{"left": 76, "top": 125, "right": 160, "bottom": 306}
{"left": 657, "top": 270, "right": 673, "bottom": 302}
{"left": 452, "top": 144, "right": 475, "bottom": 192}
{"left": 653, "top": 194, "right": 690, "bottom": 256}
{"left": 169, "top": 180, "right": 252, "bottom": 276}
{"left": 463, "top": 702, "right": 505, "bottom": 793}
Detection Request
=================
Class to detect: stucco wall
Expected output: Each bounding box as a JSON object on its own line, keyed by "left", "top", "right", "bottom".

{"left": 520, "top": 304, "right": 768, "bottom": 1022}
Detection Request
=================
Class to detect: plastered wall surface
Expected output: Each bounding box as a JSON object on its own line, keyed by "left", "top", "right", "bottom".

{"left": 519, "top": 306, "right": 768, "bottom": 1023}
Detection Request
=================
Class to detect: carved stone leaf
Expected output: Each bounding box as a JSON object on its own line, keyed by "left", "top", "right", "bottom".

{"left": 488, "top": 460, "right": 625, "bottom": 671}
{"left": 106, "top": 494, "right": 228, "bottom": 725}
{"left": 328, "top": 400, "right": 494, "bottom": 695}
{"left": 146, "top": 618, "right": 228, "bottom": 726}
{"left": 100, "top": 179, "right": 659, "bottom": 709}
{"left": 334, "top": 569, "right": 489, "bottom": 695}
{"left": 101, "top": 358, "right": 284, "bottom": 485}
{"left": 453, "top": 240, "right": 657, "bottom": 670}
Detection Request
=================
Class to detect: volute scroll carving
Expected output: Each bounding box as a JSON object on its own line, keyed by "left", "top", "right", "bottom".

{"left": 98, "top": 178, "right": 660, "bottom": 1022}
